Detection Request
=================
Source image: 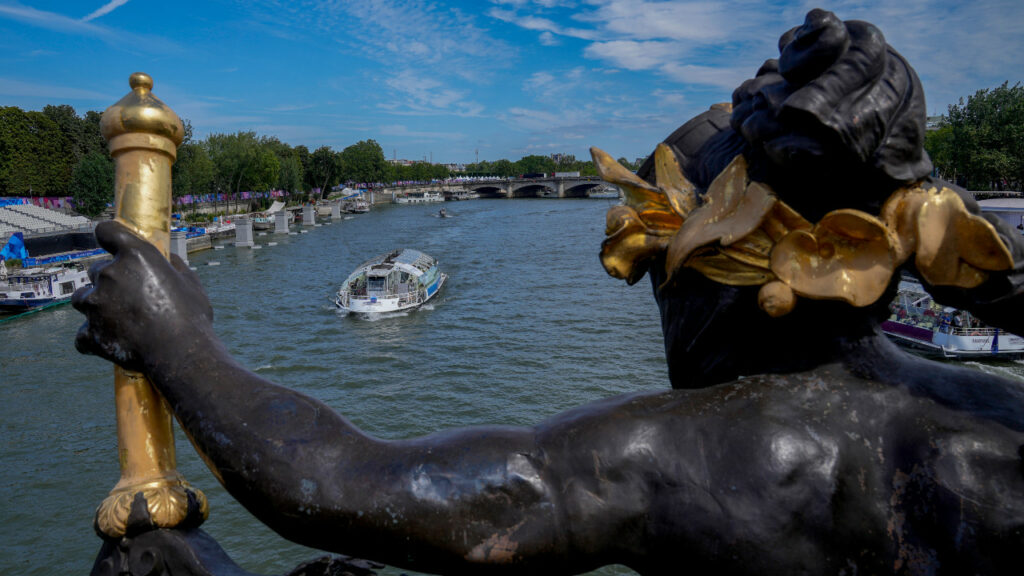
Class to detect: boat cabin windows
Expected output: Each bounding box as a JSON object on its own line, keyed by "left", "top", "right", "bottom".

{"left": 890, "top": 287, "right": 984, "bottom": 334}
{"left": 60, "top": 281, "right": 75, "bottom": 295}
{"left": 368, "top": 276, "right": 388, "bottom": 294}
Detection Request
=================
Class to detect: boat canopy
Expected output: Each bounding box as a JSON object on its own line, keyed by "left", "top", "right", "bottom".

{"left": 344, "top": 249, "right": 438, "bottom": 285}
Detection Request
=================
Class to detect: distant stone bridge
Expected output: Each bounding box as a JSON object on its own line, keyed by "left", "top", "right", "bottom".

{"left": 374, "top": 175, "right": 620, "bottom": 200}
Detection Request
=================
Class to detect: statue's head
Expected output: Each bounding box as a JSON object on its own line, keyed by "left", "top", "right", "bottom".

{"left": 592, "top": 9, "right": 1015, "bottom": 388}
{"left": 731, "top": 9, "right": 933, "bottom": 220}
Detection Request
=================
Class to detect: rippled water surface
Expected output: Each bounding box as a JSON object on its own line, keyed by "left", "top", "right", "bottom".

{"left": 2, "top": 199, "right": 670, "bottom": 575}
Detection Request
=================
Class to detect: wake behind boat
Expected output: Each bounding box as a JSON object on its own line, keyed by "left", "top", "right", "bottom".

{"left": 882, "top": 280, "right": 1024, "bottom": 359}
{"left": 335, "top": 248, "right": 446, "bottom": 314}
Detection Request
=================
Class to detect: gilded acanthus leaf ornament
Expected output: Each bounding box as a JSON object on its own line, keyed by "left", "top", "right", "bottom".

{"left": 664, "top": 156, "right": 777, "bottom": 288}
{"left": 601, "top": 205, "right": 673, "bottom": 285}
{"left": 591, "top": 145, "right": 683, "bottom": 231}
{"left": 915, "top": 187, "right": 1013, "bottom": 288}
{"left": 593, "top": 144, "right": 692, "bottom": 284}
{"left": 593, "top": 149, "right": 1016, "bottom": 316}
{"left": 771, "top": 210, "right": 895, "bottom": 307}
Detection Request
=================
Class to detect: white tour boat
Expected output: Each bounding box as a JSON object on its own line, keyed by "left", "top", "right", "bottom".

{"left": 335, "top": 248, "right": 447, "bottom": 313}
{"left": 448, "top": 191, "right": 479, "bottom": 201}
{"left": 0, "top": 261, "right": 92, "bottom": 312}
{"left": 394, "top": 192, "right": 444, "bottom": 204}
{"left": 882, "top": 280, "right": 1024, "bottom": 359}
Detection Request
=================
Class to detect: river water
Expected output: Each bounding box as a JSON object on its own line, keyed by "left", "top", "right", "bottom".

{"left": 1, "top": 198, "right": 668, "bottom": 575}
{"left": 3, "top": 198, "right": 1022, "bottom": 575}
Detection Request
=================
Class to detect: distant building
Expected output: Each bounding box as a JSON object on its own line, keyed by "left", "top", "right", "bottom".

{"left": 926, "top": 115, "right": 944, "bottom": 131}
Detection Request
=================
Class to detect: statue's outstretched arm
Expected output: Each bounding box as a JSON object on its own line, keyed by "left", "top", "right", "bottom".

{"left": 71, "top": 221, "right": 638, "bottom": 573}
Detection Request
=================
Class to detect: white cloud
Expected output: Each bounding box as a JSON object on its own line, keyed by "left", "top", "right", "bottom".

{"left": 378, "top": 69, "right": 485, "bottom": 117}
{"left": 659, "top": 62, "right": 751, "bottom": 91}
{"left": 379, "top": 124, "right": 465, "bottom": 140}
{"left": 651, "top": 89, "right": 687, "bottom": 107}
{"left": 575, "top": 0, "right": 736, "bottom": 42}
{"left": 489, "top": 0, "right": 769, "bottom": 93}
{"left": 538, "top": 31, "right": 560, "bottom": 46}
{"left": 82, "top": 0, "right": 132, "bottom": 22}
{"left": 238, "top": 1, "right": 526, "bottom": 118}
{"left": 244, "top": 1, "right": 517, "bottom": 75}
{"left": 488, "top": 7, "right": 598, "bottom": 40}
{"left": 583, "top": 40, "right": 685, "bottom": 71}
{"left": 524, "top": 71, "right": 556, "bottom": 91}
{"left": 503, "top": 107, "right": 566, "bottom": 131}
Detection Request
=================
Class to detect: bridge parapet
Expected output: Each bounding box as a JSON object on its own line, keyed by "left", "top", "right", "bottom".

{"left": 373, "top": 175, "right": 615, "bottom": 200}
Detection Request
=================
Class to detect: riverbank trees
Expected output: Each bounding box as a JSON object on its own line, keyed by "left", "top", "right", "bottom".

{"left": 4, "top": 102, "right": 640, "bottom": 206}
{"left": 924, "top": 81, "right": 1024, "bottom": 191}
{"left": 462, "top": 154, "right": 636, "bottom": 177}
{"left": 0, "top": 105, "right": 108, "bottom": 197}
{"left": 70, "top": 152, "right": 115, "bottom": 217}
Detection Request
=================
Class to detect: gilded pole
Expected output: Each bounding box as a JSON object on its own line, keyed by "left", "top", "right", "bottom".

{"left": 95, "top": 72, "right": 207, "bottom": 537}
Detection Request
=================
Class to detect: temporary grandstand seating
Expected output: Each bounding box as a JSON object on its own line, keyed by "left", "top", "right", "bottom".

{"left": 0, "top": 204, "right": 93, "bottom": 241}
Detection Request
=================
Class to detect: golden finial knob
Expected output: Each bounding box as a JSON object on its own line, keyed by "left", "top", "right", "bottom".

{"left": 129, "top": 71, "right": 153, "bottom": 91}
{"left": 100, "top": 71, "right": 184, "bottom": 149}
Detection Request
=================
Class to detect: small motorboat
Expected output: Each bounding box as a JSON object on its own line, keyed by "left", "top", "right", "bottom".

{"left": 882, "top": 280, "right": 1024, "bottom": 359}
{"left": 335, "top": 248, "right": 446, "bottom": 314}
{"left": 438, "top": 208, "right": 448, "bottom": 218}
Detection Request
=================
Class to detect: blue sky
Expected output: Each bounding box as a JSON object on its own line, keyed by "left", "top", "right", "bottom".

{"left": 1, "top": 1, "right": 1022, "bottom": 165}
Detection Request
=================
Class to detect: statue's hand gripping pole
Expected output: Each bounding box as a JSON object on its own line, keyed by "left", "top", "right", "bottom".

{"left": 94, "top": 73, "right": 207, "bottom": 538}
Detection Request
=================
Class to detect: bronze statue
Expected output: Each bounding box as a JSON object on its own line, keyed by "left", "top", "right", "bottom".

{"left": 76, "top": 9, "right": 1024, "bottom": 575}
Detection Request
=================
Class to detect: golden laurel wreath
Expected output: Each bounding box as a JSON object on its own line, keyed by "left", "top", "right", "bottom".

{"left": 592, "top": 144, "right": 1013, "bottom": 317}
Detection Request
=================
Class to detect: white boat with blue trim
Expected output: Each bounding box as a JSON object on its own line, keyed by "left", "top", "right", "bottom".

{"left": 0, "top": 261, "right": 91, "bottom": 312}
{"left": 335, "top": 248, "right": 447, "bottom": 313}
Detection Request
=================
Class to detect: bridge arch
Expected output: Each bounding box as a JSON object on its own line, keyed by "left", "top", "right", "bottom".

{"left": 469, "top": 185, "right": 506, "bottom": 198}
{"left": 509, "top": 182, "right": 555, "bottom": 198}
{"left": 563, "top": 183, "right": 602, "bottom": 198}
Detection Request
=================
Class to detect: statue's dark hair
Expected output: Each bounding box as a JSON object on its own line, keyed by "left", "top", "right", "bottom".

{"left": 730, "top": 9, "right": 933, "bottom": 220}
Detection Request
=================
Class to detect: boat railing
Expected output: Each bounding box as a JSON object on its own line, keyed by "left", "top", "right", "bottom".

{"left": 345, "top": 291, "right": 423, "bottom": 305}
{"left": 890, "top": 305, "right": 1002, "bottom": 337}
{"left": 948, "top": 326, "right": 1001, "bottom": 337}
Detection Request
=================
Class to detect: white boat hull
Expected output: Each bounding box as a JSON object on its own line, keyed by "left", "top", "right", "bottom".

{"left": 337, "top": 273, "right": 446, "bottom": 314}
{"left": 394, "top": 193, "right": 444, "bottom": 204}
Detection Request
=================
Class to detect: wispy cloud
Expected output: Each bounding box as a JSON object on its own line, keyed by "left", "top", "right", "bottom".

{"left": 490, "top": 0, "right": 1024, "bottom": 121}
{"left": 379, "top": 124, "right": 466, "bottom": 140}
{"left": 488, "top": 7, "right": 597, "bottom": 40}
{"left": 0, "top": 2, "right": 178, "bottom": 52}
{"left": 269, "top": 103, "right": 316, "bottom": 113}
{"left": 538, "top": 31, "right": 559, "bottom": 46}
{"left": 379, "top": 69, "right": 485, "bottom": 117}
{"left": 583, "top": 40, "right": 685, "bottom": 72}
{"left": 82, "top": 0, "right": 132, "bottom": 22}
{"left": 238, "top": 1, "right": 518, "bottom": 117}
{"left": 487, "top": 0, "right": 771, "bottom": 91}
{"left": 573, "top": 0, "right": 736, "bottom": 42}
{"left": 0, "top": 77, "right": 111, "bottom": 101}
{"left": 0, "top": 3, "right": 105, "bottom": 34}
